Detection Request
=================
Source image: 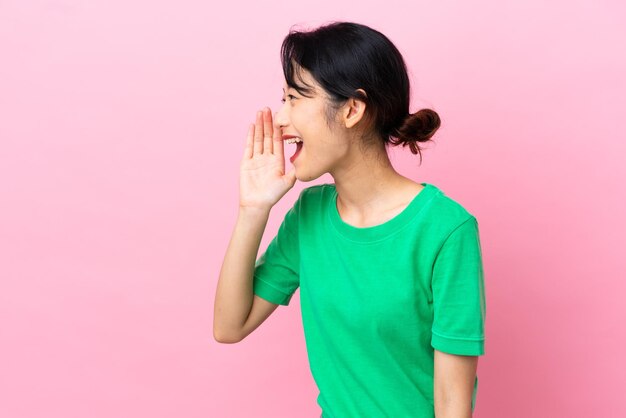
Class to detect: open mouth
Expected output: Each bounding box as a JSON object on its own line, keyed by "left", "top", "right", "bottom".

{"left": 290, "top": 141, "right": 303, "bottom": 163}
{"left": 283, "top": 136, "right": 303, "bottom": 163}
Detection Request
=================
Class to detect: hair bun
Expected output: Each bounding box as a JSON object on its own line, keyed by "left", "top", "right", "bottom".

{"left": 389, "top": 108, "right": 441, "bottom": 156}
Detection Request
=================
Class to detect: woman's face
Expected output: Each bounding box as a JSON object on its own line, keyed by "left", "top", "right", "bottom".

{"left": 275, "top": 68, "right": 352, "bottom": 182}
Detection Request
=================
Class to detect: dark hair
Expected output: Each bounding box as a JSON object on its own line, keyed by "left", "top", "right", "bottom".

{"left": 281, "top": 21, "right": 440, "bottom": 165}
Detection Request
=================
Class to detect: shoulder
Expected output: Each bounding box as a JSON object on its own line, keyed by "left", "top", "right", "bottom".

{"left": 284, "top": 183, "right": 335, "bottom": 219}
{"left": 296, "top": 183, "right": 336, "bottom": 205}
{"left": 423, "top": 184, "right": 480, "bottom": 237}
{"left": 429, "top": 185, "right": 475, "bottom": 219}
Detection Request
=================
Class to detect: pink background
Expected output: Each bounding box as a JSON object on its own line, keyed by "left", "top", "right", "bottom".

{"left": 1, "top": 0, "right": 624, "bottom": 417}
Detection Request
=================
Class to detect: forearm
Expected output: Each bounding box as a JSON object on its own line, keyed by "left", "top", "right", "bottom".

{"left": 434, "top": 399, "right": 472, "bottom": 418}
{"left": 213, "top": 206, "right": 271, "bottom": 341}
{"left": 433, "top": 351, "right": 478, "bottom": 418}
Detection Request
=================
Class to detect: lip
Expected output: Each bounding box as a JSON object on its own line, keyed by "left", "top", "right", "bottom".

{"left": 282, "top": 134, "right": 302, "bottom": 141}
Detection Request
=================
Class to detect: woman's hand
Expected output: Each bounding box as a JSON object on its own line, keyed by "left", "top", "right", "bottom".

{"left": 239, "top": 107, "right": 297, "bottom": 210}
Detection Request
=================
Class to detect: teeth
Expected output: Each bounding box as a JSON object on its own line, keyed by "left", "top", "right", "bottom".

{"left": 284, "top": 137, "right": 303, "bottom": 144}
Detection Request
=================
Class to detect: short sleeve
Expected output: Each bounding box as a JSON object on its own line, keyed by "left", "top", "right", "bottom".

{"left": 431, "top": 216, "right": 486, "bottom": 356}
{"left": 252, "top": 192, "right": 302, "bottom": 306}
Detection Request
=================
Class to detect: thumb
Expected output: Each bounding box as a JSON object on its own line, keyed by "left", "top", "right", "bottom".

{"left": 284, "top": 167, "right": 297, "bottom": 186}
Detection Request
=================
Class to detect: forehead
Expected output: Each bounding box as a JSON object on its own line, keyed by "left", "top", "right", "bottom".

{"left": 283, "top": 65, "right": 320, "bottom": 93}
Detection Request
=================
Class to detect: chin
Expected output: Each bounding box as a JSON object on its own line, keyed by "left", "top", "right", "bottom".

{"left": 296, "top": 170, "right": 324, "bottom": 182}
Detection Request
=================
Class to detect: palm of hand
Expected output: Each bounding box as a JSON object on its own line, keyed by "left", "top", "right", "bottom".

{"left": 238, "top": 108, "right": 296, "bottom": 209}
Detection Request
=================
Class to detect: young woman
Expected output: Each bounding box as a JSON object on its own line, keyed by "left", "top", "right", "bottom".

{"left": 214, "top": 21, "right": 486, "bottom": 418}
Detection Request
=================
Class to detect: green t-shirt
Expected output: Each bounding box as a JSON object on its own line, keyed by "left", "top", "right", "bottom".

{"left": 253, "top": 182, "right": 486, "bottom": 417}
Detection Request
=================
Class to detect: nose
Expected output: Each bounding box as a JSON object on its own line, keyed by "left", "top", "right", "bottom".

{"left": 274, "top": 104, "right": 289, "bottom": 128}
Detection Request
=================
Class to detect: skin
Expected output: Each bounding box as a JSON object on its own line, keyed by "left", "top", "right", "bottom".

{"left": 235, "top": 67, "right": 478, "bottom": 416}
{"left": 274, "top": 69, "right": 424, "bottom": 226}
{"left": 434, "top": 350, "right": 478, "bottom": 417}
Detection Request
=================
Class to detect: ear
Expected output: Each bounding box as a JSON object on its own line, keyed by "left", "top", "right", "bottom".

{"left": 342, "top": 89, "right": 368, "bottom": 129}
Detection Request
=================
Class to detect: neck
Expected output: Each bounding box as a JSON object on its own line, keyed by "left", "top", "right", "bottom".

{"left": 330, "top": 141, "right": 410, "bottom": 216}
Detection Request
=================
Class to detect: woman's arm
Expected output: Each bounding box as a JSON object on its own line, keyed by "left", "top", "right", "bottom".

{"left": 213, "top": 206, "right": 271, "bottom": 343}
{"left": 213, "top": 108, "right": 296, "bottom": 343}
{"left": 434, "top": 350, "right": 478, "bottom": 418}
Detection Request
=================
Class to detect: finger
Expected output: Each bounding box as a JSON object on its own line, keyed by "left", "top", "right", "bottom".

{"left": 244, "top": 123, "right": 254, "bottom": 159}
{"left": 285, "top": 166, "right": 297, "bottom": 185}
{"left": 253, "top": 110, "right": 263, "bottom": 155}
{"left": 272, "top": 114, "right": 284, "bottom": 161}
{"left": 262, "top": 107, "right": 273, "bottom": 154}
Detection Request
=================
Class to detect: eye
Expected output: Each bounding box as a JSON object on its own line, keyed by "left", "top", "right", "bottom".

{"left": 280, "top": 94, "right": 297, "bottom": 104}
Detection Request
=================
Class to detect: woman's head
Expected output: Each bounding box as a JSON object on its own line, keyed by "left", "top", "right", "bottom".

{"left": 277, "top": 21, "right": 440, "bottom": 170}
